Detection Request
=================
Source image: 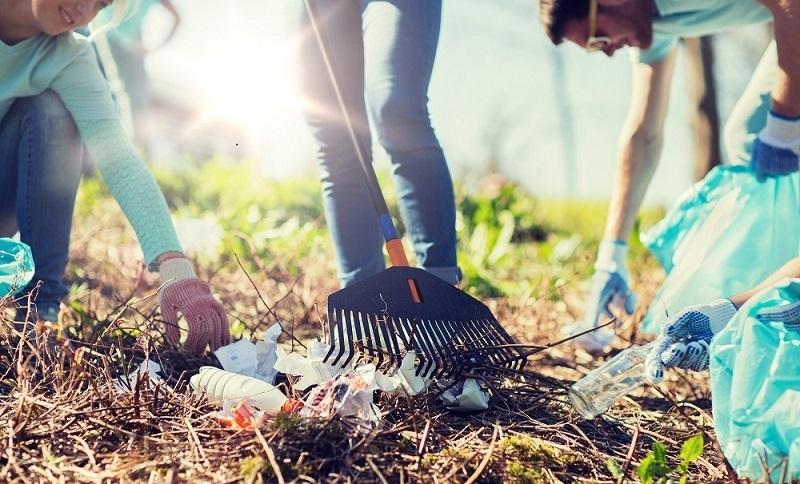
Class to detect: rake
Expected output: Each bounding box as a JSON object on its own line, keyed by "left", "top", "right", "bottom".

{"left": 303, "top": 0, "right": 527, "bottom": 380}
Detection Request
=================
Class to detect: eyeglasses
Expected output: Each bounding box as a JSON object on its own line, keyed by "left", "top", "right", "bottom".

{"left": 586, "top": 0, "right": 611, "bottom": 52}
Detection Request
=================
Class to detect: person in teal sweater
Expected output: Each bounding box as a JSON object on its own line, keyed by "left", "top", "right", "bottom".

{"left": 0, "top": 0, "right": 229, "bottom": 354}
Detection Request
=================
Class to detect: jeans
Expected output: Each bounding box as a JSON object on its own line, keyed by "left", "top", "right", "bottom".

{"left": 0, "top": 90, "right": 84, "bottom": 316}
{"left": 299, "top": 0, "right": 459, "bottom": 287}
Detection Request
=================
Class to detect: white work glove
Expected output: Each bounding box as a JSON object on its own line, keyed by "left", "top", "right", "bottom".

{"left": 645, "top": 298, "right": 737, "bottom": 383}
{"left": 564, "top": 240, "right": 636, "bottom": 352}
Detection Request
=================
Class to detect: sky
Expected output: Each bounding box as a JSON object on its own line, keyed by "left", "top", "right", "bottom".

{"left": 141, "top": 0, "right": 770, "bottom": 206}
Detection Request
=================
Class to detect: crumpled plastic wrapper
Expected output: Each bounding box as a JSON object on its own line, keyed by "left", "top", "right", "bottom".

{"left": 210, "top": 400, "right": 268, "bottom": 430}
{"left": 440, "top": 378, "right": 490, "bottom": 412}
{"left": 214, "top": 322, "right": 282, "bottom": 385}
{"left": 274, "top": 340, "right": 429, "bottom": 395}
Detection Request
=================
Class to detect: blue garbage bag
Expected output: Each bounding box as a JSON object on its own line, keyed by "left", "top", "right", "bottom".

{"left": 0, "top": 238, "right": 35, "bottom": 298}
{"left": 640, "top": 167, "right": 799, "bottom": 333}
{"left": 710, "top": 278, "right": 800, "bottom": 481}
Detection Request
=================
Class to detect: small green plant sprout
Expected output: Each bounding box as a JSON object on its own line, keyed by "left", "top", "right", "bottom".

{"left": 636, "top": 434, "right": 704, "bottom": 484}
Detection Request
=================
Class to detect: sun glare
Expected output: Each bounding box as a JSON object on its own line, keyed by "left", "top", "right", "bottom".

{"left": 198, "top": 43, "right": 300, "bottom": 136}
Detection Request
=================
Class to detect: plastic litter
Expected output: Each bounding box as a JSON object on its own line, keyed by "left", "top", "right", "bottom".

{"left": 569, "top": 343, "right": 654, "bottom": 419}
{"left": 114, "top": 359, "right": 163, "bottom": 393}
{"left": 0, "top": 238, "right": 34, "bottom": 298}
{"left": 710, "top": 278, "right": 800, "bottom": 481}
{"left": 641, "top": 167, "right": 799, "bottom": 333}
{"left": 274, "top": 338, "right": 347, "bottom": 390}
{"left": 212, "top": 400, "right": 268, "bottom": 430}
{"left": 190, "top": 366, "right": 301, "bottom": 415}
{"left": 214, "top": 322, "right": 281, "bottom": 385}
{"left": 300, "top": 364, "right": 382, "bottom": 425}
{"left": 440, "top": 378, "right": 490, "bottom": 412}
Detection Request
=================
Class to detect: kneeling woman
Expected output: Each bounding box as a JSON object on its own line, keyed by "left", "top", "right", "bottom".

{"left": 0, "top": 0, "right": 229, "bottom": 353}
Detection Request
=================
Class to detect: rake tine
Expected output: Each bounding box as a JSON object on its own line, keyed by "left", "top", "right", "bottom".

{"left": 400, "top": 317, "right": 427, "bottom": 372}
{"left": 340, "top": 310, "right": 360, "bottom": 368}
{"left": 393, "top": 316, "right": 412, "bottom": 352}
{"left": 415, "top": 319, "right": 439, "bottom": 377}
{"left": 366, "top": 313, "right": 384, "bottom": 368}
{"left": 379, "top": 316, "right": 401, "bottom": 369}
{"left": 325, "top": 309, "right": 346, "bottom": 366}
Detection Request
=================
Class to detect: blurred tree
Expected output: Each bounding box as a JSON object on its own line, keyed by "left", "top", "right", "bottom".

{"left": 683, "top": 36, "right": 721, "bottom": 181}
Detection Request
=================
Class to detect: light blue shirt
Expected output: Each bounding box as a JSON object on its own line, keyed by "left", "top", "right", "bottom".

{"left": 632, "top": 0, "right": 772, "bottom": 64}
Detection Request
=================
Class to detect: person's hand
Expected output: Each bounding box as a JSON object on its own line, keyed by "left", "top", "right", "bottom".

{"left": 563, "top": 240, "right": 635, "bottom": 352}
{"left": 158, "top": 256, "right": 229, "bottom": 353}
{"left": 757, "top": 300, "right": 800, "bottom": 332}
{"left": 645, "top": 298, "right": 737, "bottom": 383}
{"left": 750, "top": 111, "right": 800, "bottom": 181}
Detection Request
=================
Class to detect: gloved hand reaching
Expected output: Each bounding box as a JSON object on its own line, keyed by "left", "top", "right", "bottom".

{"left": 757, "top": 300, "right": 800, "bottom": 332}
{"left": 564, "top": 240, "right": 636, "bottom": 352}
{"left": 645, "top": 298, "right": 737, "bottom": 383}
{"left": 158, "top": 256, "right": 230, "bottom": 354}
{"left": 750, "top": 110, "right": 800, "bottom": 181}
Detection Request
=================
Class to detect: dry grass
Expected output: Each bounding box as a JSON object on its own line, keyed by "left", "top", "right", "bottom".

{"left": 0, "top": 200, "right": 735, "bottom": 483}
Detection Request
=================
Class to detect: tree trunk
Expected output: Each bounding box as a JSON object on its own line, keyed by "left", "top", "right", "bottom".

{"left": 684, "top": 36, "right": 721, "bottom": 181}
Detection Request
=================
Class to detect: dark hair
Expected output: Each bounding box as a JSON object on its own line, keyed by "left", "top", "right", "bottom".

{"left": 539, "top": 0, "right": 590, "bottom": 45}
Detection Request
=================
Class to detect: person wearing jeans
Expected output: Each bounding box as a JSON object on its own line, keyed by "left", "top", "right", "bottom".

{"left": 0, "top": 0, "right": 229, "bottom": 354}
{"left": 298, "top": 0, "right": 459, "bottom": 287}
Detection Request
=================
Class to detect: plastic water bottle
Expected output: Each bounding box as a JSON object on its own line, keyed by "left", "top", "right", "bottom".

{"left": 190, "top": 366, "right": 300, "bottom": 415}
{"left": 0, "top": 238, "right": 34, "bottom": 298}
{"left": 568, "top": 343, "right": 654, "bottom": 419}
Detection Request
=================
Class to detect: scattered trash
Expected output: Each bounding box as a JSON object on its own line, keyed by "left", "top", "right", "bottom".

{"left": 0, "top": 238, "right": 34, "bottom": 298}
{"left": 569, "top": 343, "right": 653, "bottom": 419}
{"left": 115, "top": 359, "right": 163, "bottom": 393}
{"left": 300, "top": 364, "right": 382, "bottom": 425}
{"left": 440, "top": 378, "right": 490, "bottom": 412}
{"left": 190, "top": 366, "right": 301, "bottom": 415}
{"left": 211, "top": 400, "right": 268, "bottom": 430}
{"left": 214, "top": 322, "right": 282, "bottom": 384}
{"left": 274, "top": 338, "right": 348, "bottom": 390}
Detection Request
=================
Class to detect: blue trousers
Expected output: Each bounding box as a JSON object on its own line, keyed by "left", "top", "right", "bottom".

{"left": 0, "top": 91, "right": 84, "bottom": 316}
{"left": 299, "top": 0, "right": 459, "bottom": 287}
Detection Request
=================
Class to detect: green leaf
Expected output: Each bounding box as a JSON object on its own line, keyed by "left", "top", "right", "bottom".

{"left": 606, "top": 458, "right": 623, "bottom": 478}
{"left": 637, "top": 453, "right": 655, "bottom": 483}
{"left": 679, "top": 434, "right": 704, "bottom": 464}
{"left": 679, "top": 475, "right": 688, "bottom": 484}
{"left": 653, "top": 442, "right": 668, "bottom": 465}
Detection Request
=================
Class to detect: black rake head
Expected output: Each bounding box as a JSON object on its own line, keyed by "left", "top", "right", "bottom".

{"left": 325, "top": 266, "right": 528, "bottom": 380}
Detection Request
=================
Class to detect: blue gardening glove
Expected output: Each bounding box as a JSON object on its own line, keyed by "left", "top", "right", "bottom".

{"left": 757, "top": 301, "right": 800, "bottom": 332}
{"left": 645, "top": 298, "right": 737, "bottom": 383}
{"left": 564, "top": 240, "right": 636, "bottom": 352}
{"left": 750, "top": 111, "right": 800, "bottom": 182}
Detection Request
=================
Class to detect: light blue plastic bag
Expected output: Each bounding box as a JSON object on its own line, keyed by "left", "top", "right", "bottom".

{"left": 641, "top": 167, "right": 799, "bottom": 333}
{"left": 710, "top": 278, "right": 800, "bottom": 481}
{"left": 0, "top": 238, "right": 35, "bottom": 298}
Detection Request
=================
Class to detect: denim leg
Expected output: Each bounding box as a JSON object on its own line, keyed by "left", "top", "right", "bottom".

{"left": 0, "top": 91, "right": 84, "bottom": 313}
{"left": 723, "top": 41, "right": 776, "bottom": 165}
{"left": 363, "top": 0, "right": 459, "bottom": 285}
{"left": 299, "top": 0, "right": 384, "bottom": 287}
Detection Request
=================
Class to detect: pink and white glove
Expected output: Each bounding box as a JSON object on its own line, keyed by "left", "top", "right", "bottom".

{"left": 158, "top": 257, "right": 230, "bottom": 353}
